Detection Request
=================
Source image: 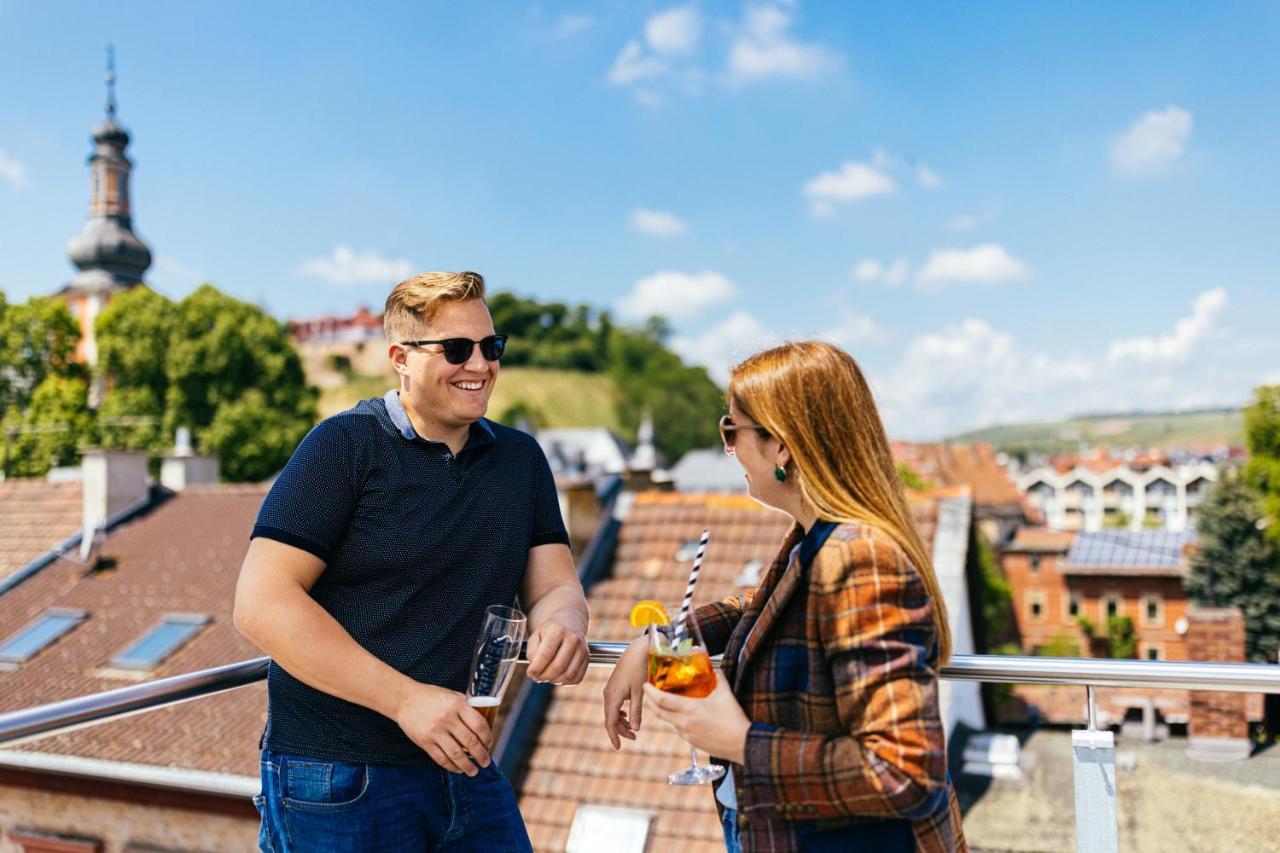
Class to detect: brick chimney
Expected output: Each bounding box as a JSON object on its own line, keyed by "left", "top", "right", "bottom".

{"left": 81, "top": 448, "right": 150, "bottom": 533}
{"left": 159, "top": 427, "right": 220, "bottom": 491}
{"left": 1185, "top": 605, "right": 1252, "bottom": 761}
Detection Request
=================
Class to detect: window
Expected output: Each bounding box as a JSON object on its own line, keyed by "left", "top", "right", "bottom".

{"left": 0, "top": 609, "right": 87, "bottom": 665}
{"left": 1026, "top": 590, "right": 1047, "bottom": 623}
{"left": 109, "top": 614, "right": 209, "bottom": 670}
{"left": 1141, "top": 642, "right": 1164, "bottom": 661}
{"left": 1104, "top": 593, "right": 1123, "bottom": 620}
{"left": 1141, "top": 594, "right": 1164, "bottom": 628}
{"left": 566, "top": 805, "right": 653, "bottom": 853}
{"left": 1029, "top": 554, "right": 1041, "bottom": 572}
{"left": 1065, "top": 592, "right": 1083, "bottom": 621}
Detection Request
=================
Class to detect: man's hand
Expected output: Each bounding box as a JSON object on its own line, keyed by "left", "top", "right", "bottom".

{"left": 394, "top": 683, "right": 493, "bottom": 776}
{"left": 526, "top": 619, "right": 589, "bottom": 685}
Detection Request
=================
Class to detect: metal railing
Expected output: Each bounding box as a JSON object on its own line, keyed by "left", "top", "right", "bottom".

{"left": 1, "top": 646, "right": 1276, "bottom": 749}
{"left": 0, "top": 646, "right": 1276, "bottom": 853}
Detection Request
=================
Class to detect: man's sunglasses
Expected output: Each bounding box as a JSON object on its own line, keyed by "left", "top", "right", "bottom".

{"left": 718, "top": 414, "right": 770, "bottom": 456}
{"left": 400, "top": 334, "right": 508, "bottom": 365}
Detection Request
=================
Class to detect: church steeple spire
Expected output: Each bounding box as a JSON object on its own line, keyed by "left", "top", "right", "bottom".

{"left": 63, "top": 48, "right": 153, "bottom": 370}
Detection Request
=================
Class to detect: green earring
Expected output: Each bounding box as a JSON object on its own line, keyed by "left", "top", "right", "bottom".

{"left": 774, "top": 465, "right": 787, "bottom": 483}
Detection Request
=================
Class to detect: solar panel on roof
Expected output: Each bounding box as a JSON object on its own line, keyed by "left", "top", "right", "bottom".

{"left": 1066, "top": 531, "right": 1194, "bottom": 569}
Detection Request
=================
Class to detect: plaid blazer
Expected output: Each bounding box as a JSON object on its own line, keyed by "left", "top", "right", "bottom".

{"left": 693, "top": 522, "right": 967, "bottom": 853}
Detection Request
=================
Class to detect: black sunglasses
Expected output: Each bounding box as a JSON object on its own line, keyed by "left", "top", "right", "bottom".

{"left": 719, "top": 414, "right": 770, "bottom": 455}
{"left": 400, "top": 334, "right": 508, "bottom": 364}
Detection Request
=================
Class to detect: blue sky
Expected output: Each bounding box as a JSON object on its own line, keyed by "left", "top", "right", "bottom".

{"left": 2, "top": 1, "right": 1277, "bottom": 439}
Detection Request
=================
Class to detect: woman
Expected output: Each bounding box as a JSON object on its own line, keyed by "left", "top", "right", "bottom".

{"left": 603, "top": 341, "right": 966, "bottom": 852}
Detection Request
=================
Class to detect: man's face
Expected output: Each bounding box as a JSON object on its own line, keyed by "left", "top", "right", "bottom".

{"left": 395, "top": 299, "right": 499, "bottom": 433}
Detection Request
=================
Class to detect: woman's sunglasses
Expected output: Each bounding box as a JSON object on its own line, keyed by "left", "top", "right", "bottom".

{"left": 718, "top": 414, "right": 770, "bottom": 456}
{"left": 400, "top": 334, "right": 508, "bottom": 365}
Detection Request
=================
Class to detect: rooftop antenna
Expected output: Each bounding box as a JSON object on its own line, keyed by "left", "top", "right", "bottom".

{"left": 105, "top": 44, "right": 117, "bottom": 117}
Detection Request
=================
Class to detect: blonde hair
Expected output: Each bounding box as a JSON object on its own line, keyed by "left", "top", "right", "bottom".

{"left": 729, "top": 341, "right": 952, "bottom": 664}
{"left": 384, "top": 271, "right": 487, "bottom": 342}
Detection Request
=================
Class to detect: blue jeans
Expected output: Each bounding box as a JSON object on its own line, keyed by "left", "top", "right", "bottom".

{"left": 721, "top": 808, "right": 744, "bottom": 853}
{"left": 255, "top": 749, "right": 532, "bottom": 852}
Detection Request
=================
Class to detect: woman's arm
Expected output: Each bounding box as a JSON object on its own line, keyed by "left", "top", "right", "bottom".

{"left": 737, "top": 535, "right": 949, "bottom": 822}
{"left": 691, "top": 590, "right": 753, "bottom": 656}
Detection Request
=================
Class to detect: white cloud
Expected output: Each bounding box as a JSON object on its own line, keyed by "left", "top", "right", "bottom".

{"left": 298, "top": 246, "right": 413, "bottom": 287}
{"left": 617, "top": 270, "right": 736, "bottom": 321}
{"left": 727, "top": 5, "right": 838, "bottom": 84}
{"left": 1109, "top": 106, "right": 1193, "bottom": 177}
{"left": 1107, "top": 287, "right": 1226, "bottom": 363}
{"left": 916, "top": 164, "right": 944, "bottom": 189}
{"left": 819, "top": 310, "right": 891, "bottom": 349}
{"left": 852, "top": 258, "right": 910, "bottom": 286}
{"left": 803, "top": 158, "right": 896, "bottom": 216}
{"left": 150, "top": 255, "right": 205, "bottom": 295}
{"left": 877, "top": 289, "right": 1236, "bottom": 439}
{"left": 645, "top": 6, "right": 701, "bottom": 55}
{"left": 915, "top": 243, "right": 1030, "bottom": 287}
{"left": 0, "top": 150, "right": 28, "bottom": 188}
{"left": 554, "top": 14, "right": 593, "bottom": 37}
{"left": 944, "top": 214, "right": 979, "bottom": 231}
{"left": 628, "top": 207, "right": 688, "bottom": 237}
{"left": 670, "top": 310, "right": 778, "bottom": 384}
{"left": 609, "top": 40, "right": 667, "bottom": 86}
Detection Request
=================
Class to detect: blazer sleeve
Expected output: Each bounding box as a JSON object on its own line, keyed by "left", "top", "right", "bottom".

{"left": 691, "top": 591, "right": 753, "bottom": 656}
{"left": 737, "top": 535, "right": 950, "bottom": 822}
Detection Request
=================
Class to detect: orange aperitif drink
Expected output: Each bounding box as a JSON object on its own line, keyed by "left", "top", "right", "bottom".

{"left": 648, "top": 646, "right": 716, "bottom": 697}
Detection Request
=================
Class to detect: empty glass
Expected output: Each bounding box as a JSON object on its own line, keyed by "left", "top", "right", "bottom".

{"left": 465, "top": 605, "right": 526, "bottom": 728}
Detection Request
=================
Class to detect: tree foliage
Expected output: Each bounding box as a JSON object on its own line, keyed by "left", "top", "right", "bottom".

{"left": 1187, "top": 472, "right": 1280, "bottom": 662}
{"left": 0, "top": 294, "right": 82, "bottom": 413}
{"left": 1243, "top": 384, "right": 1280, "bottom": 547}
{"left": 488, "top": 292, "right": 612, "bottom": 372}
{"left": 96, "top": 284, "right": 317, "bottom": 481}
{"left": 1107, "top": 615, "right": 1137, "bottom": 659}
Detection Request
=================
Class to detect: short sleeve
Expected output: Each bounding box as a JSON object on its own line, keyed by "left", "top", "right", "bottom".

{"left": 529, "top": 440, "right": 570, "bottom": 548}
{"left": 251, "top": 419, "right": 359, "bottom": 562}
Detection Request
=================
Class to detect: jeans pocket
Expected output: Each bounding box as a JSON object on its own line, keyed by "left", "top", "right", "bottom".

{"left": 281, "top": 758, "right": 371, "bottom": 812}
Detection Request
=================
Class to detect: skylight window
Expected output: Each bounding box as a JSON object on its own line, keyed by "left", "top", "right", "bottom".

{"left": 566, "top": 805, "right": 653, "bottom": 853}
{"left": 0, "top": 609, "right": 87, "bottom": 665}
{"left": 674, "top": 539, "right": 702, "bottom": 561}
{"left": 110, "top": 613, "right": 209, "bottom": 670}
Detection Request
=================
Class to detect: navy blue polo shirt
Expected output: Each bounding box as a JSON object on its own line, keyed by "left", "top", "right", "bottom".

{"left": 251, "top": 390, "right": 569, "bottom": 765}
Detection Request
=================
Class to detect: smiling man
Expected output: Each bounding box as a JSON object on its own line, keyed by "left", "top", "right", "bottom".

{"left": 234, "top": 271, "right": 589, "bottom": 851}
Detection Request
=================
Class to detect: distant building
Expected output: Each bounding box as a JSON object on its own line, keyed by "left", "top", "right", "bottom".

{"left": 1014, "top": 459, "right": 1217, "bottom": 533}
{"left": 57, "top": 51, "right": 152, "bottom": 370}
{"left": 667, "top": 447, "right": 745, "bottom": 493}
{"left": 287, "top": 305, "right": 384, "bottom": 344}
{"left": 538, "top": 427, "right": 633, "bottom": 477}
{"left": 997, "top": 528, "right": 1264, "bottom": 729}
{"left": 891, "top": 442, "right": 1027, "bottom": 544}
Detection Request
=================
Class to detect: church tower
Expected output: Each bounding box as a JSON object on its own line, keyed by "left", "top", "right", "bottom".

{"left": 63, "top": 47, "right": 152, "bottom": 367}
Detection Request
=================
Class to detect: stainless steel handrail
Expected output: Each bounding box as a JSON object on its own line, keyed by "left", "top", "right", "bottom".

{"left": 1, "top": 646, "right": 1276, "bottom": 748}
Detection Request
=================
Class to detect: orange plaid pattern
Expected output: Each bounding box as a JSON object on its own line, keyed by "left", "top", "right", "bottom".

{"left": 694, "top": 522, "right": 967, "bottom": 852}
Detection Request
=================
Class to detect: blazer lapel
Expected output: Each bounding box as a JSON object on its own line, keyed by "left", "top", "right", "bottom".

{"left": 730, "top": 525, "right": 805, "bottom": 694}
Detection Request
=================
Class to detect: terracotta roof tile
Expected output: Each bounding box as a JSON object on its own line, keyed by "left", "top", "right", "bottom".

{"left": 891, "top": 442, "right": 1022, "bottom": 511}
{"left": 0, "top": 485, "right": 269, "bottom": 778}
{"left": 0, "top": 479, "right": 83, "bottom": 584}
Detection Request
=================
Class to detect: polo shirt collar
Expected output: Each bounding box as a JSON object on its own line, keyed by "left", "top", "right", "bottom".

{"left": 383, "top": 389, "right": 496, "bottom": 447}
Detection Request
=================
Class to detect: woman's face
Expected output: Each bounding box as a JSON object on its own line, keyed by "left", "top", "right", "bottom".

{"left": 726, "top": 401, "right": 786, "bottom": 510}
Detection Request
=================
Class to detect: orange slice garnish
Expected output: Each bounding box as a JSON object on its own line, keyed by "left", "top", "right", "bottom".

{"left": 629, "top": 600, "right": 670, "bottom": 628}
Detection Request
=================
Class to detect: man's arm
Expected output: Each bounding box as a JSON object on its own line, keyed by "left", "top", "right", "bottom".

{"left": 233, "top": 537, "right": 493, "bottom": 776}
{"left": 520, "top": 542, "right": 590, "bottom": 685}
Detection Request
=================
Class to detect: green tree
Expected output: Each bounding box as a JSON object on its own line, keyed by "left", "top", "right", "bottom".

{"left": 0, "top": 294, "right": 82, "bottom": 413}
{"left": 96, "top": 284, "right": 317, "bottom": 481}
{"left": 487, "top": 292, "right": 610, "bottom": 372}
{"left": 1187, "top": 471, "right": 1280, "bottom": 662}
{"left": 1243, "top": 385, "right": 1280, "bottom": 547}
{"left": 1107, "top": 615, "right": 1137, "bottom": 659}
{"left": 2, "top": 374, "right": 94, "bottom": 477}
{"left": 607, "top": 323, "right": 723, "bottom": 463}
{"left": 897, "top": 462, "right": 933, "bottom": 491}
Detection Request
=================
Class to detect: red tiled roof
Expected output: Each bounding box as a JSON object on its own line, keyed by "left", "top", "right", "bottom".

{"left": 891, "top": 442, "right": 1022, "bottom": 512}
{"left": 0, "top": 479, "right": 83, "bottom": 585}
{"left": 1005, "top": 527, "right": 1075, "bottom": 553}
{"left": 517, "top": 490, "right": 942, "bottom": 851}
{"left": 0, "top": 484, "right": 268, "bottom": 777}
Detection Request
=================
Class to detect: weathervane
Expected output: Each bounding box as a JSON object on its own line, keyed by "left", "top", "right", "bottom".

{"left": 105, "top": 44, "right": 117, "bottom": 117}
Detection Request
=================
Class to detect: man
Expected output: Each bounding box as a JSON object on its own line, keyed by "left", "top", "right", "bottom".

{"left": 234, "top": 271, "right": 589, "bottom": 851}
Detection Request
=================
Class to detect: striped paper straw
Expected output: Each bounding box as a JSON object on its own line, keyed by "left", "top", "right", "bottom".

{"left": 674, "top": 529, "right": 710, "bottom": 645}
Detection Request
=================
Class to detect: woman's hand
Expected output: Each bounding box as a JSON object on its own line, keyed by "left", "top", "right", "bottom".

{"left": 602, "top": 635, "right": 649, "bottom": 749}
{"left": 644, "top": 671, "right": 751, "bottom": 765}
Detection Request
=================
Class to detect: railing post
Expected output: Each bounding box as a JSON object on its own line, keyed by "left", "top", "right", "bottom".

{"left": 1071, "top": 685, "right": 1119, "bottom": 853}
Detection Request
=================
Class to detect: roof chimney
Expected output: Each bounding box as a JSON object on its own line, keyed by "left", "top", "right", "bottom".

{"left": 160, "top": 427, "right": 220, "bottom": 491}
{"left": 82, "top": 449, "right": 150, "bottom": 535}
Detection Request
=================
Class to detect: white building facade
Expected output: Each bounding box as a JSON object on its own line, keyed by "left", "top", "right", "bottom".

{"left": 1016, "top": 462, "right": 1217, "bottom": 533}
